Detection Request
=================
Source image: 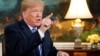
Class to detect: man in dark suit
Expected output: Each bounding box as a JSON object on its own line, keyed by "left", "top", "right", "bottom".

{"left": 4, "top": 0, "right": 69, "bottom": 56}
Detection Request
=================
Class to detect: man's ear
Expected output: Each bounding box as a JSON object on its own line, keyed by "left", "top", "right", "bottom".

{"left": 22, "top": 11, "right": 27, "bottom": 18}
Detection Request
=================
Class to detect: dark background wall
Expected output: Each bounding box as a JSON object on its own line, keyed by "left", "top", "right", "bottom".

{"left": 0, "top": 0, "right": 100, "bottom": 19}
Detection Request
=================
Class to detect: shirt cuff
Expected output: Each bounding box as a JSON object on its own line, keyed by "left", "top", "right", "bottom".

{"left": 38, "top": 29, "right": 44, "bottom": 39}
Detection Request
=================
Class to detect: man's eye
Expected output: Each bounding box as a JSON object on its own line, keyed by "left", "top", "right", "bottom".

{"left": 40, "top": 10, "right": 43, "bottom": 12}
{"left": 32, "top": 10, "right": 37, "bottom": 12}
{"left": 32, "top": 10, "right": 43, "bottom": 12}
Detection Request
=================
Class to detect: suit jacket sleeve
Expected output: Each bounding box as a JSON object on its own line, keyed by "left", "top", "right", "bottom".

{"left": 45, "top": 31, "right": 58, "bottom": 56}
{"left": 49, "top": 46, "right": 58, "bottom": 56}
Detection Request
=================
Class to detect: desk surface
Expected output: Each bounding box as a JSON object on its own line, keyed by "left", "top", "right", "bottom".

{"left": 59, "top": 47, "right": 100, "bottom": 56}
{"left": 59, "top": 48, "right": 100, "bottom": 51}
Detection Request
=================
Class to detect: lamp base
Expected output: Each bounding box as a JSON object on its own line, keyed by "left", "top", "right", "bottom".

{"left": 74, "top": 38, "right": 82, "bottom": 49}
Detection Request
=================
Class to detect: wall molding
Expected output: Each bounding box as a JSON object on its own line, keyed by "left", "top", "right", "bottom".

{"left": 53, "top": 42, "right": 91, "bottom": 50}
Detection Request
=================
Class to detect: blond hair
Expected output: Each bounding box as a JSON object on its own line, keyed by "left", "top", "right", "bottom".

{"left": 21, "top": 0, "right": 44, "bottom": 11}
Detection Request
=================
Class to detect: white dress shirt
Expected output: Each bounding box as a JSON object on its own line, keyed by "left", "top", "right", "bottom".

{"left": 27, "top": 24, "right": 44, "bottom": 39}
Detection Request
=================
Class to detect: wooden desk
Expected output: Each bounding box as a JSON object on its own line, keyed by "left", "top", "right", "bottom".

{"left": 54, "top": 42, "right": 100, "bottom": 56}
{"left": 59, "top": 49, "right": 100, "bottom": 56}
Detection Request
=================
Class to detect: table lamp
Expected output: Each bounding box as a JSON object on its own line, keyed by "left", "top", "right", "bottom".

{"left": 64, "top": 0, "right": 93, "bottom": 49}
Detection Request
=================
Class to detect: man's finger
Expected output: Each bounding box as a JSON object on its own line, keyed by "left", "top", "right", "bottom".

{"left": 46, "top": 13, "right": 53, "bottom": 18}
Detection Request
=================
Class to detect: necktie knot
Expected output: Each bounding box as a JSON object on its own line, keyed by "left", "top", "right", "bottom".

{"left": 32, "top": 28, "right": 37, "bottom": 32}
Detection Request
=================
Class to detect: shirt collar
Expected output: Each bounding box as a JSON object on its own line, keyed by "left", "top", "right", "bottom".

{"left": 27, "top": 24, "right": 37, "bottom": 31}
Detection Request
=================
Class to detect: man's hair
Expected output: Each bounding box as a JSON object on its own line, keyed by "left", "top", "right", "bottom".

{"left": 21, "top": 0, "right": 44, "bottom": 11}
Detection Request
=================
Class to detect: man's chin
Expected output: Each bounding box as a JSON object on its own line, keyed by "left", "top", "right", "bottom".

{"left": 35, "top": 24, "right": 41, "bottom": 27}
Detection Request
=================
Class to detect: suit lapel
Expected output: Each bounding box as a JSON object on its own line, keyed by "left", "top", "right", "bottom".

{"left": 18, "top": 20, "right": 41, "bottom": 56}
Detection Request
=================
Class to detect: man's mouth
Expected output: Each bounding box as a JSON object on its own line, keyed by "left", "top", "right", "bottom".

{"left": 36, "top": 19, "right": 41, "bottom": 22}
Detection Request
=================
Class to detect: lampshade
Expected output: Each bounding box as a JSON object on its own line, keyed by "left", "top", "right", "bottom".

{"left": 64, "top": 0, "right": 93, "bottom": 19}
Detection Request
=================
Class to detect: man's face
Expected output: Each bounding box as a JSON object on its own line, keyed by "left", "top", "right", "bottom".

{"left": 22, "top": 5, "right": 44, "bottom": 27}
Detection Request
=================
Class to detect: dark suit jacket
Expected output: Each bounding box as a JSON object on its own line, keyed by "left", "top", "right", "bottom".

{"left": 4, "top": 20, "right": 57, "bottom": 56}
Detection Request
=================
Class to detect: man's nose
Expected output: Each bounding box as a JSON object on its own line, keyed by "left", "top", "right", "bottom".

{"left": 37, "top": 12, "right": 42, "bottom": 17}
